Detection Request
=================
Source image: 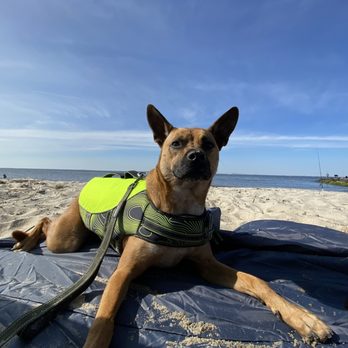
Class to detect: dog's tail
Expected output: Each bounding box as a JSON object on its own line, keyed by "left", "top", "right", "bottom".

{"left": 12, "top": 217, "right": 51, "bottom": 252}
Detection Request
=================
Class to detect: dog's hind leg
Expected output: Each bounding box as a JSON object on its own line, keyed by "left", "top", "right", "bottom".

{"left": 12, "top": 198, "right": 88, "bottom": 253}
{"left": 12, "top": 217, "right": 51, "bottom": 252}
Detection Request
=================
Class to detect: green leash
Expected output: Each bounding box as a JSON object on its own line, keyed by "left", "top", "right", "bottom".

{"left": 0, "top": 177, "right": 142, "bottom": 347}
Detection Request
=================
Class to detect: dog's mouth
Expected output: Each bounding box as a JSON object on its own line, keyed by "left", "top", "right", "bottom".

{"left": 173, "top": 162, "right": 212, "bottom": 181}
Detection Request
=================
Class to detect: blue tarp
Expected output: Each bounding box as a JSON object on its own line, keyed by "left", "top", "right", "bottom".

{"left": 0, "top": 220, "right": 347, "bottom": 347}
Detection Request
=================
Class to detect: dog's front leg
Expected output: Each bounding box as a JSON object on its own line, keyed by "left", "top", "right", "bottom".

{"left": 191, "top": 244, "right": 332, "bottom": 343}
{"left": 83, "top": 268, "right": 131, "bottom": 348}
{"left": 83, "top": 237, "right": 156, "bottom": 348}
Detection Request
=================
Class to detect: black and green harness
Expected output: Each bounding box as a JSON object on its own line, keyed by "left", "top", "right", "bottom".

{"left": 0, "top": 175, "right": 219, "bottom": 346}
{"left": 79, "top": 177, "right": 215, "bottom": 253}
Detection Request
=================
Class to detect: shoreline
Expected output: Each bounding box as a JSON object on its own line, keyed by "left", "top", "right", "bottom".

{"left": 1, "top": 179, "right": 347, "bottom": 239}
{"left": 2, "top": 168, "right": 348, "bottom": 193}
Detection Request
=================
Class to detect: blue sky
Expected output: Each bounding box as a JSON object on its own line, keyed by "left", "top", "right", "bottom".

{"left": 0, "top": 0, "right": 347, "bottom": 176}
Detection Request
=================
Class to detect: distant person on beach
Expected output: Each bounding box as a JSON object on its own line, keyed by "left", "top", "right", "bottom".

{"left": 3, "top": 174, "right": 7, "bottom": 179}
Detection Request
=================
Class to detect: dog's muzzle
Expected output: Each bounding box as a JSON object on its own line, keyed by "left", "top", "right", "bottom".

{"left": 173, "top": 149, "right": 211, "bottom": 181}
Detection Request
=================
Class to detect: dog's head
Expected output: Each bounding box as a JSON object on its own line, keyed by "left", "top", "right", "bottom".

{"left": 147, "top": 105, "right": 238, "bottom": 183}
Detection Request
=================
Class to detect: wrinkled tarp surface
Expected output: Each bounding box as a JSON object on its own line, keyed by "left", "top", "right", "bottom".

{"left": 0, "top": 220, "right": 347, "bottom": 347}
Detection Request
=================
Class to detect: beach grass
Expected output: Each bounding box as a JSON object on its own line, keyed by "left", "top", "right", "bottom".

{"left": 319, "top": 178, "right": 348, "bottom": 187}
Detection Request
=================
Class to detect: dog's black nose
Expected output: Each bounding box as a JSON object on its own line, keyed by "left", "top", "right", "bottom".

{"left": 186, "top": 150, "right": 205, "bottom": 162}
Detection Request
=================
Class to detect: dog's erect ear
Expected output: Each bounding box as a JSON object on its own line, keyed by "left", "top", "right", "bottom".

{"left": 208, "top": 106, "right": 239, "bottom": 150}
{"left": 147, "top": 104, "right": 174, "bottom": 147}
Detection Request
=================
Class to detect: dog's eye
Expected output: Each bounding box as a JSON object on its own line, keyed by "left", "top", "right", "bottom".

{"left": 171, "top": 140, "right": 182, "bottom": 149}
{"left": 202, "top": 140, "right": 215, "bottom": 151}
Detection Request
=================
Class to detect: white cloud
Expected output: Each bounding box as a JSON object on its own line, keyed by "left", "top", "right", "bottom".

{"left": 0, "top": 60, "right": 34, "bottom": 69}
{"left": 0, "top": 92, "right": 113, "bottom": 130}
{"left": 1, "top": 128, "right": 348, "bottom": 151}
{"left": 230, "top": 134, "right": 348, "bottom": 149}
{"left": 0, "top": 128, "right": 155, "bottom": 152}
{"left": 192, "top": 79, "right": 348, "bottom": 116}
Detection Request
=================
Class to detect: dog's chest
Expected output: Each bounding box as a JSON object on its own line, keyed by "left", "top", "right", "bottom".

{"left": 147, "top": 243, "right": 196, "bottom": 268}
{"left": 170, "top": 186, "right": 206, "bottom": 215}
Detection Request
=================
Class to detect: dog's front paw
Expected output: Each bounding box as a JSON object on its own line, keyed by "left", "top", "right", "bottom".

{"left": 284, "top": 304, "right": 333, "bottom": 343}
{"left": 83, "top": 318, "right": 114, "bottom": 348}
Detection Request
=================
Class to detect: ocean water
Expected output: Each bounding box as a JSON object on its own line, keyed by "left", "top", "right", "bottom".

{"left": 1, "top": 168, "right": 347, "bottom": 192}
{"left": 213, "top": 173, "right": 348, "bottom": 191}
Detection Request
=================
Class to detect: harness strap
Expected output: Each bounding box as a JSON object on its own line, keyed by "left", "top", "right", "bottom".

{"left": 0, "top": 177, "right": 142, "bottom": 347}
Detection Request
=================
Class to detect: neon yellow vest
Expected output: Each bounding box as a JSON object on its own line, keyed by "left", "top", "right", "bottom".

{"left": 79, "top": 177, "right": 215, "bottom": 253}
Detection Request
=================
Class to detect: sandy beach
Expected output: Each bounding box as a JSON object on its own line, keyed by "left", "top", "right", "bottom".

{"left": 0, "top": 178, "right": 347, "bottom": 239}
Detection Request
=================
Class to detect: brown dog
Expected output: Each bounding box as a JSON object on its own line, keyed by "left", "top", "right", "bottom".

{"left": 12, "top": 105, "right": 332, "bottom": 347}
